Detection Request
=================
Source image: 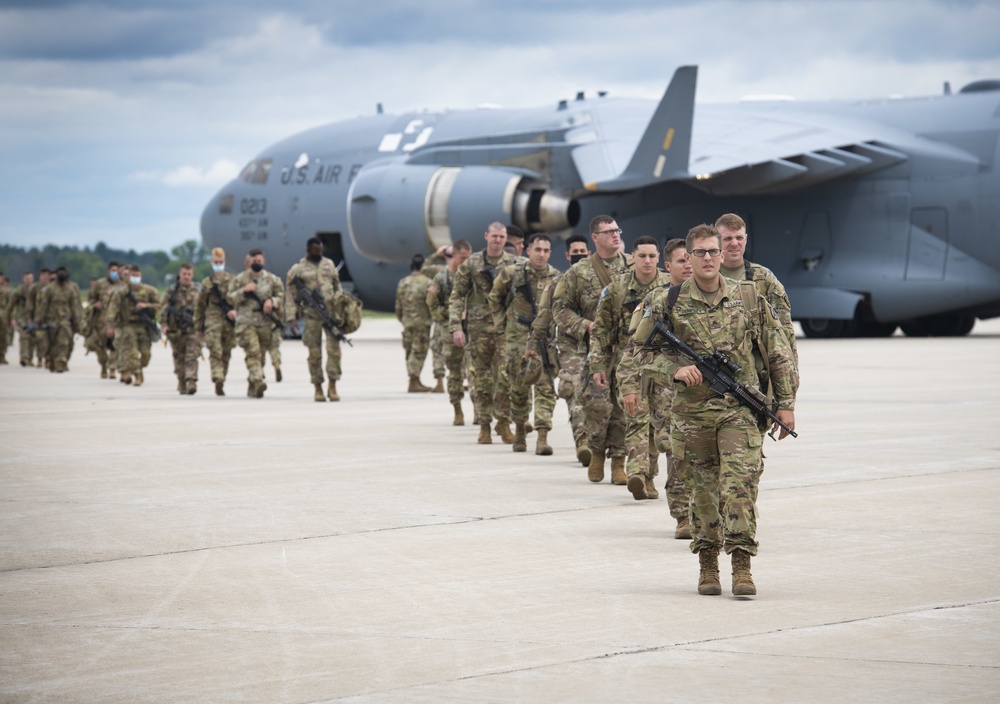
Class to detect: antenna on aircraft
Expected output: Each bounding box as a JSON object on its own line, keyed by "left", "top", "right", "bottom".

{"left": 377, "top": 103, "right": 384, "bottom": 114}
{"left": 557, "top": 99, "right": 568, "bottom": 110}
{"left": 576, "top": 91, "right": 585, "bottom": 101}
{"left": 598, "top": 91, "right": 608, "bottom": 98}
{"left": 943, "top": 82, "right": 951, "bottom": 96}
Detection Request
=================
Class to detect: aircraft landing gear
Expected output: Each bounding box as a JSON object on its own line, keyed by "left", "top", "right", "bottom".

{"left": 900, "top": 314, "right": 976, "bottom": 337}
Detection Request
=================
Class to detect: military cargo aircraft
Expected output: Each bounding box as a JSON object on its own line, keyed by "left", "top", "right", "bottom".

{"left": 200, "top": 66, "right": 1000, "bottom": 337}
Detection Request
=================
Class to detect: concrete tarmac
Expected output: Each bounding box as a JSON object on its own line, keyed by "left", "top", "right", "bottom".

{"left": 1, "top": 319, "right": 998, "bottom": 703}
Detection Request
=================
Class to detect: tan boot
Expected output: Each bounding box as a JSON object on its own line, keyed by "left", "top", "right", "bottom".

{"left": 512, "top": 422, "right": 527, "bottom": 452}
{"left": 731, "top": 550, "right": 757, "bottom": 596}
{"left": 215, "top": 380, "right": 225, "bottom": 396}
{"left": 587, "top": 449, "right": 605, "bottom": 483}
{"left": 698, "top": 548, "right": 722, "bottom": 596}
{"left": 610, "top": 457, "right": 627, "bottom": 485}
{"left": 576, "top": 438, "right": 592, "bottom": 467}
{"left": 477, "top": 422, "right": 492, "bottom": 444}
{"left": 327, "top": 380, "right": 339, "bottom": 401}
{"left": 432, "top": 376, "right": 445, "bottom": 393}
{"left": 496, "top": 418, "right": 515, "bottom": 444}
{"left": 121, "top": 373, "right": 132, "bottom": 385}
{"left": 674, "top": 518, "right": 692, "bottom": 540}
{"left": 535, "top": 428, "right": 553, "bottom": 456}
{"left": 627, "top": 474, "right": 647, "bottom": 500}
{"left": 100, "top": 363, "right": 107, "bottom": 379}
{"left": 186, "top": 382, "right": 197, "bottom": 395}
{"left": 643, "top": 476, "right": 659, "bottom": 500}
{"left": 408, "top": 375, "right": 430, "bottom": 393}
{"left": 255, "top": 380, "right": 267, "bottom": 398}
{"left": 314, "top": 383, "right": 326, "bottom": 402}
{"left": 133, "top": 370, "right": 144, "bottom": 387}
{"left": 274, "top": 365, "right": 282, "bottom": 383}
{"left": 108, "top": 368, "right": 116, "bottom": 380}
{"left": 452, "top": 402, "right": 465, "bottom": 426}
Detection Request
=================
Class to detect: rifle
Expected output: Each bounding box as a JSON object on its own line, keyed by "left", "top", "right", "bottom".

{"left": 643, "top": 321, "right": 797, "bottom": 439}
{"left": 125, "top": 287, "right": 161, "bottom": 341}
{"left": 481, "top": 262, "right": 497, "bottom": 291}
{"left": 515, "top": 275, "right": 554, "bottom": 385}
{"left": 210, "top": 282, "right": 236, "bottom": 328}
{"left": 245, "top": 290, "right": 284, "bottom": 332}
{"left": 291, "top": 276, "right": 352, "bottom": 346}
{"left": 164, "top": 283, "right": 195, "bottom": 334}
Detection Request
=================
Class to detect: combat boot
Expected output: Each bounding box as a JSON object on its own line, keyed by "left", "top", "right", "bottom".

{"left": 512, "top": 422, "right": 527, "bottom": 452}
{"left": 121, "top": 373, "right": 132, "bottom": 385}
{"left": 496, "top": 418, "right": 515, "bottom": 444}
{"left": 587, "top": 449, "right": 605, "bottom": 483}
{"left": 177, "top": 378, "right": 184, "bottom": 394}
{"left": 274, "top": 365, "right": 282, "bottom": 383}
{"left": 432, "top": 376, "right": 445, "bottom": 393}
{"left": 698, "top": 548, "right": 722, "bottom": 596}
{"left": 576, "top": 437, "right": 592, "bottom": 467}
{"left": 674, "top": 518, "right": 692, "bottom": 540}
{"left": 186, "top": 382, "right": 197, "bottom": 395}
{"left": 215, "top": 380, "right": 225, "bottom": 396}
{"left": 408, "top": 375, "right": 431, "bottom": 393}
{"left": 477, "top": 422, "right": 492, "bottom": 444}
{"left": 731, "top": 550, "right": 757, "bottom": 596}
{"left": 327, "top": 380, "right": 339, "bottom": 401}
{"left": 535, "top": 428, "right": 553, "bottom": 456}
{"left": 610, "top": 457, "right": 627, "bottom": 485}
{"left": 133, "top": 370, "right": 144, "bottom": 387}
{"left": 255, "top": 380, "right": 267, "bottom": 398}
{"left": 108, "top": 368, "right": 116, "bottom": 380}
{"left": 314, "top": 383, "right": 326, "bottom": 402}
{"left": 452, "top": 402, "right": 465, "bottom": 426}
{"left": 100, "top": 362, "right": 107, "bottom": 379}
{"left": 643, "top": 476, "right": 659, "bottom": 500}
{"left": 626, "top": 474, "right": 647, "bottom": 500}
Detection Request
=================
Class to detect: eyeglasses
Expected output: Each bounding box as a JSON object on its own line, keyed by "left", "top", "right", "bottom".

{"left": 595, "top": 228, "right": 623, "bottom": 236}
{"left": 689, "top": 248, "right": 722, "bottom": 258}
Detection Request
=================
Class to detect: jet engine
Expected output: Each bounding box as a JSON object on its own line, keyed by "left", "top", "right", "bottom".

{"left": 347, "top": 163, "right": 580, "bottom": 262}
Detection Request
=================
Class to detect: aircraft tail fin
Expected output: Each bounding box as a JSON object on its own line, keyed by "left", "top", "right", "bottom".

{"left": 585, "top": 65, "right": 697, "bottom": 192}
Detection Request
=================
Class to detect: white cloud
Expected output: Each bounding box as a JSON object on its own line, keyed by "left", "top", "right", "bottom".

{"left": 130, "top": 160, "right": 240, "bottom": 188}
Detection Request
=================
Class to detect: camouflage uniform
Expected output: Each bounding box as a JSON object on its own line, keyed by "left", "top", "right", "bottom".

{"left": 285, "top": 256, "right": 342, "bottom": 386}
{"left": 265, "top": 271, "right": 284, "bottom": 378}
{"left": 7, "top": 283, "right": 34, "bottom": 365}
{"left": 106, "top": 282, "right": 161, "bottom": 382}
{"left": 529, "top": 275, "right": 584, "bottom": 442}
{"left": 0, "top": 282, "right": 11, "bottom": 364}
{"left": 195, "top": 272, "right": 237, "bottom": 387}
{"left": 489, "top": 260, "right": 560, "bottom": 431}
{"left": 83, "top": 278, "right": 117, "bottom": 374}
{"left": 27, "top": 281, "right": 49, "bottom": 367}
{"left": 395, "top": 271, "right": 433, "bottom": 379}
{"left": 160, "top": 280, "right": 201, "bottom": 393}
{"left": 428, "top": 268, "right": 467, "bottom": 406}
{"left": 638, "top": 277, "right": 797, "bottom": 557}
{"left": 447, "top": 250, "right": 514, "bottom": 425}
{"left": 36, "top": 279, "right": 83, "bottom": 372}
{"left": 228, "top": 268, "right": 284, "bottom": 393}
{"left": 591, "top": 270, "right": 671, "bottom": 482}
{"left": 552, "top": 253, "right": 632, "bottom": 460}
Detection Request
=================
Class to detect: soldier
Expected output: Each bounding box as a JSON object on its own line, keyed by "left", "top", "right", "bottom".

{"left": 552, "top": 215, "right": 632, "bottom": 483}
{"left": 285, "top": 238, "right": 344, "bottom": 402}
{"left": 427, "top": 240, "right": 473, "bottom": 425}
{"left": 636, "top": 224, "right": 797, "bottom": 597}
{"left": 591, "top": 236, "right": 671, "bottom": 492}
{"left": 84, "top": 261, "right": 120, "bottom": 379}
{"left": 448, "top": 221, "right": 516, "bottom": 444}
{"left": 395, "top": 253, "right": 435, "bottom": 393}
{"left": 111, "top": 264, "right": 132, "bottom": 380}
{"left": 105, "top": 264, "right": 160, "bottom": 386}
{"left": 245, "top": 253, "right": 284, "bottom": 384}
{"left": 35, "top": 266, "right": 83, "bottom": 373}
{"left": 28, "top": 268, "right": 51, "bottom": 368}
{"left": 0, "top": 273, "right": 10, "bottom": 364}
{"left": 229, "top": 249, "right": 283, "bottom": 398}
{"left": 505, "top": 225, "right": 526, "bottom": 257}
{"left": 490, "top": 234, "right": 560, "bottom": 454}
{"left": 8, "top": 273, "right": 35, "bottom": 366}
{"left": 161, "top": 262, "right": 201, "bottom": 395}
{"left": 195, "top": 247, "right": 237, "bottom": 396}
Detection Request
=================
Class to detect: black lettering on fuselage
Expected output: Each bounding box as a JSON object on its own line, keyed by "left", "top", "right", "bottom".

{"left": 348, "top": 164, "right": 362, "bottom": 182}
{"left": 327, "top": 165, "right": 341, "bottom": 183}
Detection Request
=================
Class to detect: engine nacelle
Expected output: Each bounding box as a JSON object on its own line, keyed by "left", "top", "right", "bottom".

{"left": 347, "top": 163, "right": 580, "bottom": 262}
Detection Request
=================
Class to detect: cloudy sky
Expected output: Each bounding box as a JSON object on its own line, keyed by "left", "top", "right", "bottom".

{"left": 1, "top": 0, "right": 998, "bottom": 254}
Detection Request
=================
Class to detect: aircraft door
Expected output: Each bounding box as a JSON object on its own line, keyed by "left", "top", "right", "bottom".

{"left": 316, "top": 232, "right": 355, "bottom": 292}
{"left": 905, "top": 208, "right": 949, "bottom": 280}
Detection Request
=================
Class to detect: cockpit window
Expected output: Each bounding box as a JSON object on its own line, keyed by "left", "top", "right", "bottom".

{"left": 218, "top": 194, "right": 233, "bottom": 214}
{"left": 252, "top": 158, "right": 272, "bottom": 184}
{"left": 239, "top": 161, "right": 256, "bottom": 183}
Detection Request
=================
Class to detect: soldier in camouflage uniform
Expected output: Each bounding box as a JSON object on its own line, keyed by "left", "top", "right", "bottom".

{"left": 29, "top": 269, "right": 52, "bottom": 368}
{"left": 427, "top": 241, "right": 473, "bottom": 425}
{"left": 619, "top": 239, "right": 694, "bottom": 534}
{"left": 448, "top": 222, "right": 516, "bottom": 444}
{"left": 160, "top": 262, "right": 201, "bottom": 395}
{"left": 489, "top": 234, "right": 560, "bottom": 455}
{"left": 0, "top": 274, "right": 11, "bottom": 364}
{"left": 7, "top": 273, "right": 35, "bottom": 366}
{"left": 35, "top": 266, "right": 83, "bottom": 373}
{"left": 553, "top": 215, "right": 633, "bottom": 483}
{"left": 285, "top": 238, "right": 344, "bottom": 402}
{"left": 636, "top": 224, "right": 797, "bottom": 597}
{"left": 111, "top": 264, "right": 132, "bottom": 379}
{"left": 84, "top": 262, "right": 120, "bottom": 378}
{"left": 228, "top": 249, "right": 283, "bottom": 399}
{"left": 591, "top": 236, "right": 671, "bottom": 495}
{"left": 395, "top": 254, "right": 435, "bottom": 393}
{"left": 195, "top": 248, "right": 237, "bottom": 396}
{"left": 105, "top": 264, "right": 160, "bottom": 386}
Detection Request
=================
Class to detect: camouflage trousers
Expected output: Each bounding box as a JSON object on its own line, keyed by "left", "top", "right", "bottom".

{"left": 555, "top": 347, "right": 588, "bottom": 444}
{"left": 577, "top": 365, "right": 625, "bottom": 458}
{"left": 86, "top": 328, "right": 113, "bottom": 371}
{"left": 648, "top": 379, "right": 690, "bottom": 522}
{"left": 34, "top": 328, "right": 49, "bottom": 364}
{"left": 117, "top": 325, "right": 153, "bottom": 377}
{"left": 167, "top": 332, "right": 200, "bottom": 388}
{"left": 402, "top": 323, "right": 430, "bottom": 378}
{"left": 506, "top": 341, "right": 556, "bottom": 430}
{"left": 441, "top": 335, "right": 466, "bottom": 404}
{"left": 16, "top": 325, "right": 34, "bottom": 364}
{"left": 302, "top": 318, "right": 341, "bottom": 384}
{"left": 46, "top": 322, "right": 74, "bottom": 367}
{"left": 621, "top": 385, "right": 658, "bottom": 480}
{"left": 430, "top": 323, "right": 446, "bottom": 379}
{"left": 670, "top": 405, "right": 762, "bottom": 556}
{"left": 267, "top": 331, "right": 281, "bottom": 370}
{"left": 0, "top": 318, "right": 8, "bottom": 361}
{"left": 204, "top": 323, "right": 235, "bottom": 383}
{"left": 236, "top": 323, "right": 275, "bottom": 384}
{"left": 466, "top": 328, "right": 509, "bottom": 424}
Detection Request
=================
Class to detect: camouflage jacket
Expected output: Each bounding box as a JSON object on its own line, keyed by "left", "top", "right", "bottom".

{"left": 721, "top": 260, "right": 797, "bottom": 363}
{"left": 159, "top": 281, "right": 200, "bottom": 336}
{"left": 106, "top": 283, "right": 160, "bottom": 328}
{"left": 27, "top": 282, "right": 47, "bottom": 322}
{"left": 7, "top": 283, "right": 31, "bottom": 323}
{"left": 0, "top": 284, "right": 11, "bottom": 323}
{"left": 395, "top": 271, "right": 432, "bottom": 328}
{"left": 426, "top": 268, "right": 456, "bottom": 325}
{"left": 86, "top": 277, "right": 118, "bottom": 332}
{"left": 284, "top": 256, "right": 341, "bottom": 323}
{"left": 591, "top": 270, "right": 671, "bottom": 377}
{"left": 447, "top": 250, "right": 514, "bottom": 335}
{"left": 226, "top": 269, "right": 284, "bottom": 329}
{"left": 195, "top": 272, "right": 236, "bottom": 332}
{"left": 488, "top": 260, "right": 560, "bottom": 343}
{"left": 639, "top": 277, "right": 798, "bottom": 413}
{"left": 552, "top": 252, "right": 632, "bottom": 350}
{"left": 37, "top": 281, "right": 83, "bottom": 330}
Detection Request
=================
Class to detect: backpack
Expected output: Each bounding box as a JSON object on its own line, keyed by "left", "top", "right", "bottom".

{"left": 333, "top": 289, "right": 363, "bottom": 333}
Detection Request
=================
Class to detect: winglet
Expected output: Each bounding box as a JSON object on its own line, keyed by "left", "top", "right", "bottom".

{"left": 585, "top": 65, "right": 697, "bottom": 192}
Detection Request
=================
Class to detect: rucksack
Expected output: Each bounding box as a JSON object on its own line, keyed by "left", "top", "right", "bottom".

{"left": 333, "top": 289, "right": 363, "bottom": 333}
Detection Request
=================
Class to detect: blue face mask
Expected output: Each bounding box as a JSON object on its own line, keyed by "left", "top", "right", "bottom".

{"left": 109, "top": 271, "right": 119, "bottom": 281}
{"left": 212, "top": 264, "right": 225, "bottom": 273}
{"left": 130, "top": 275, "right": 141, "bottom": 285}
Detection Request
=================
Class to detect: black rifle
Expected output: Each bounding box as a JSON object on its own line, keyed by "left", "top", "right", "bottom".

{"left": 643, "top": 321, "right": 797, "bottom": 439}
{"left": 245, "top": 290, "right": 284, "bottom": 332}
{"left": 515, "top": 276, "right": 554, "bottom": 384}
{"left": 164, "top": 283, "right": 195, "bottom": 334}
{"left": 125, "top": 288, "right": 161, "bottom": 341}
{"left": 209, "top": 282, "right": 236, "bottom": 328}
{"left": 290, "top": 276, "right": 352, "bottom": 346}
{"left": 481, "top": 262, "right": 497, "bottom": 291}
